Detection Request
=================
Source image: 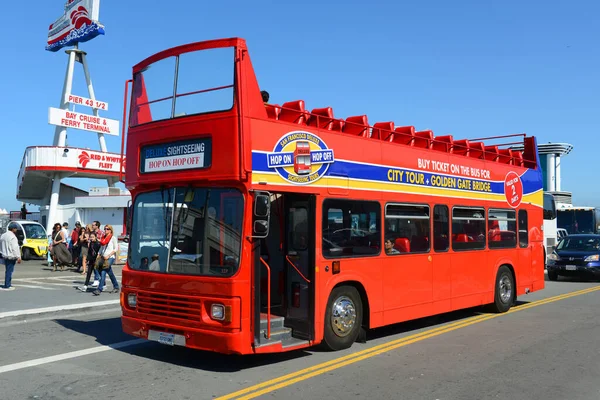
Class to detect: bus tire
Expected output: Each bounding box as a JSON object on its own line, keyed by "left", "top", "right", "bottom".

{"left": 22, "top": 247, "right": 31, "bottom": 261}
{"left": 323, "top": 285, "right": 362, "bottom": 351}
{"left": 489, "top": 266, "right": 515, "bottom": 313}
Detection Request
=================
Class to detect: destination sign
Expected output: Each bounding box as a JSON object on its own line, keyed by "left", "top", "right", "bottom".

{"left": 140, "top": 138, "right": 212, "bottom": 173}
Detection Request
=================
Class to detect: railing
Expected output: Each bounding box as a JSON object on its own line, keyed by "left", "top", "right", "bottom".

{"left": 259, "top": 257, "right": 271, "bottom": 339}
{"left": 285, "top": 255, "right": 311, "bottom": 283}
{"left": 265, "top": 102, "right": 535, "bottom": 166}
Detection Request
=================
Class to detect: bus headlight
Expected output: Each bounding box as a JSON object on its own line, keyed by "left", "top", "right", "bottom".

{"left": 127, "top": 293, "right": 137, "bottom": 308}
{"left": 211, "top": 304, "right": 225, "bottom": 320}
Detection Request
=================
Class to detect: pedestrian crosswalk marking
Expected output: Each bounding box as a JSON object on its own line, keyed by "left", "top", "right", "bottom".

{"left": 12, "top": 284, "right": 58, "bottom": 291}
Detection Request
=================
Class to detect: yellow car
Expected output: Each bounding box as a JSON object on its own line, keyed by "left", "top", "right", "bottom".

{"left": 11, "top": 220, "right": 49, "bottom": 260}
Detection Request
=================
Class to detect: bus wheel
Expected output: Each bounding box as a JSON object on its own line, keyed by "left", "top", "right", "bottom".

{"left": 323, "top": 286, "right": 362, "bottom": 351}
{"left": 22, "top": 247, "right": 31, "bottom": 261}
{"left": 489, "top": 266, "right": 515, "bottom": 313}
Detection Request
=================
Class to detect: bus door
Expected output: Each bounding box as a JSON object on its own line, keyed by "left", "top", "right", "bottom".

{"left": 283, "top": 194, "right": 315, "bottom": 340}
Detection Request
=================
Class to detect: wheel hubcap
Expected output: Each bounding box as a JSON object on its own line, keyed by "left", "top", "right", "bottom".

{"left": 499, "top": 275, "right": 512, "bottom": 303}
{"left": 331, "top": 296, "right": 356, "bottom": 337}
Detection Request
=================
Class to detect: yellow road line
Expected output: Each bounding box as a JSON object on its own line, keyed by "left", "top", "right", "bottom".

{"left": 217, "top": 285, "right": 600, "bottom": 400}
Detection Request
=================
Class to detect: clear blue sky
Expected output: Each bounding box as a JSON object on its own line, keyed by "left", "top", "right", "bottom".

{"left": 1, "top": 0, "right": 598, "bottom": 212}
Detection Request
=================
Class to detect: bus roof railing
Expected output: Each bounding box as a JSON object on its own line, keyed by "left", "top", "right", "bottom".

{"left": 265, "top": 101, "right": 536, "bottom": 168}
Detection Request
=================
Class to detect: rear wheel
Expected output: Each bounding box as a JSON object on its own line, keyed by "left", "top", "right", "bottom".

{"left": 489, "top": 266, "right": 515, "bottom": 313}
{"left": 322, "top": 286, "right": 362, "bottom": 351}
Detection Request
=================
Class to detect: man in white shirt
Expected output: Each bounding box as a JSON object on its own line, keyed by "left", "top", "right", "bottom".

{"left": 0, "top": 223, "right": 22, "bottom": 290}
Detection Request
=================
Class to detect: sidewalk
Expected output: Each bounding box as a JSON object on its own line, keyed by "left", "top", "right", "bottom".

{"left": 0, "top": 259, "right": 123, "bottom": 323}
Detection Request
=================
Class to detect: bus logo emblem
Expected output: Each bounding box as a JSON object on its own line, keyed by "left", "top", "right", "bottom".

{"left": 267, "top": 131, "right": 335, "bottom": 185}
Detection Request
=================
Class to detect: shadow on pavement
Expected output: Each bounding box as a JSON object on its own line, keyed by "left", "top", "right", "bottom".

{"left": 55, "top": 317, "right": 132, "bottom": 346}
{"left": 54, "top": 316, "right": 311, "bottom": 372}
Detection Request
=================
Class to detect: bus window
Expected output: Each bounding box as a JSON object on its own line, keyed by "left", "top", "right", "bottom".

{"left": 488, "top": 209, "right": 517, "bottom": 249}
{"left": 433, "top": 205, "right": 449, "bottom": 252}
{"left": 322, "top": 199, "right": 381, "bottom": 258}
{"left": 518, "top": 210, "right": 529, "bottom": 248}
{"left": 289, "top": 207, "right": 308, "bottom": 250}
{"left": 384, "top": 203, "right": 430, "bottom": 254}
{"left": 452, "top": 207, "right": 486, "bottom": 251}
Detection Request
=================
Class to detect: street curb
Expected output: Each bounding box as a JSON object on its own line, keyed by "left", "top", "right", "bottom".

{"left": 0, "top": 300, "right": 121, "bottom": 325}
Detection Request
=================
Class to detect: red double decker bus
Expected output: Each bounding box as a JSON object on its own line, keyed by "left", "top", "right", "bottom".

{"left": 120, "top": 37, "right": 545, "bottom": 355}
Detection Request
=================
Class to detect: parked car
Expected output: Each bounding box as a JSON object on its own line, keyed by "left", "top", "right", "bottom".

{"left": 546, "top": 234, "right": 600, "bottom": 281}
{"left": 9, "top": 220, "right": 48, "bottom": 260}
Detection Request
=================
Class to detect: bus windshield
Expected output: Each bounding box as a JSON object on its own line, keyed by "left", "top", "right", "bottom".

{"left": 130, "top": 46, "right": 235, "bottom": 126}
{"left": 128, "top": 187, "right": 244, "bottom": 277}
{"left": 557, "top": 209, "right": 595, "bottom": 234}
{"left": 543, "top": 193, "right": 556, "bottom": 220}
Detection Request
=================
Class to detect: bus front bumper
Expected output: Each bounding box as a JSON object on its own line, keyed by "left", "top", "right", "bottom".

{"left": 121, "top": 315, "right": 250, "bottom": 355}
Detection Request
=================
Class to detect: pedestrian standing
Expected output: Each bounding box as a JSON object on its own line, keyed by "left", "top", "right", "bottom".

{"left": 0, "top": 222, "right": 22, "bottom": 290}
{"left": 93, "top": 224, "right": 120, "bottom": 295}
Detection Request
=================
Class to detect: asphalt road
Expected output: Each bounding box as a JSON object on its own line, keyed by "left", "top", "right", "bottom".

{"left": 0, "top": 275, "right": 599, "bottom": 400}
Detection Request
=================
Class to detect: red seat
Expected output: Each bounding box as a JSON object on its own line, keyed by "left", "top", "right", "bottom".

{"left": 372, "top": 122, "right": 394, "bottom": 140}
{"left": 484, "top": 145, "right": 499, "bottom": 161}
{"left": 414, "top": 130, "right": 433, "bottom": 148}
{"left": 468, "top": 142, "right": 485, "bottom": 159}
{"left": 431, "top": 135, "right": 454, "bottom": 153}
{"left": 455, "top": 234, "right": 469, "bottom": 242}
{"left": 343, "top": 115, "right": 369, "bottom": 137}
{"left": 279, "top": 100, "right": 308, "bottom": 125}
{"left": 488, "top": 220, "right": 501, "bottom": 241}
{"left": 331, "top": 119, "right": 345, "bottom": 131}
{"left": 392, "top": 126, "right": 415, "bottom": 145}
{"left": 307, "top": 107, "right": 334, "bottom": 130}
{"left": 498, "top": 148, "right": 513, "bottom": 164}
{"left": 265, "top": 104, "right": 281, "bottom": 120}
{"left": 454, "top": 139, "right": 469, "bottom": 156}
{"left": 512, "top": 150, "right": 524, "bottom": 167}
{"left": 395, "top": 237, "right": 410, "bottom": 253}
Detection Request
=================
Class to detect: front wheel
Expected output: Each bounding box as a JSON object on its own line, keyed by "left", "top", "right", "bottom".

{"left": 322, "top": 286, "right": 363, "bottom": 351}
{"left": 548, "top": 270, "right": 558, "bottom": 281}
{"left": 22, "top": 247, "right": 31, "bottom": 261}
{"left": 489, "top": 266, "right": 515, "bottom": 313}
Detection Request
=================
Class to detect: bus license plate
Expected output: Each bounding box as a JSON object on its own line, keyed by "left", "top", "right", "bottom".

{"left": 148, "top": 330, "right": 185, "bottom": 346}
{"left": 158, "top": 332, "right": 175, "bottom": 346}
{"left": 565, "top": 265, "right": 577, "bottom": 271}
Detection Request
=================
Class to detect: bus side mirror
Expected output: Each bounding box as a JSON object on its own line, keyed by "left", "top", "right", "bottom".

{"left": 254, "top": 220, "right": 268, "bottom": 235}
{"left": 252, "top": 193, "right": 270, "bottom": 238}
{"left": 254, "top": 194, "right": 270, "bottom": 217}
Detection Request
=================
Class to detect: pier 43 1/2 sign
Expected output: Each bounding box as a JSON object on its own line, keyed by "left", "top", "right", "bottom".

{"left": 46, "top": 0, "right": 105, "bottom": 52}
